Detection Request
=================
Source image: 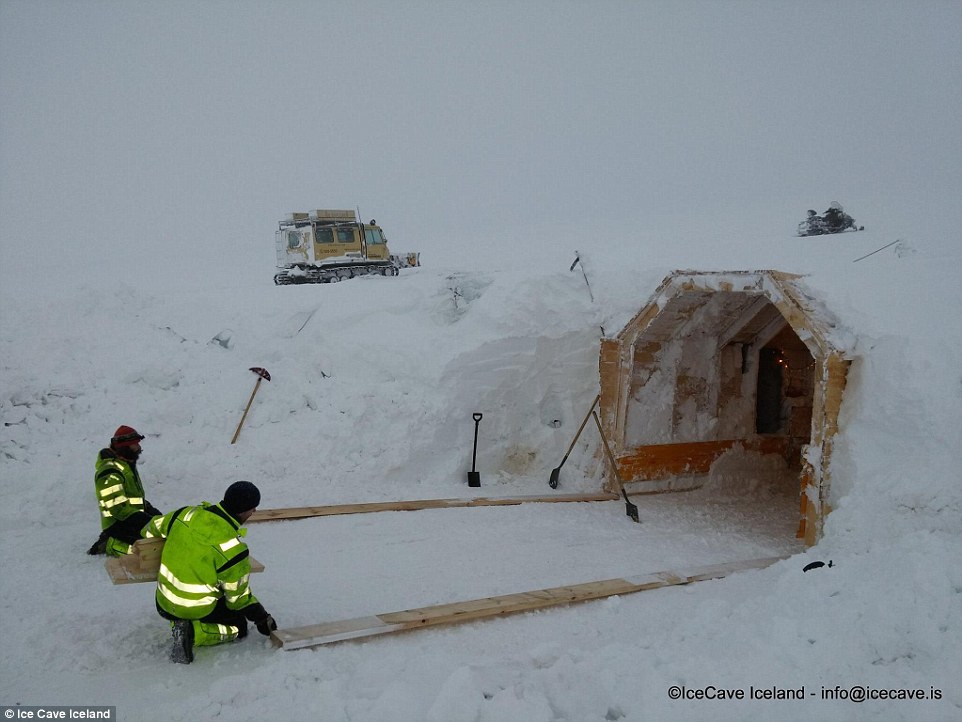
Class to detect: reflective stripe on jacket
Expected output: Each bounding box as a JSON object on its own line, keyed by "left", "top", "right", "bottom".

{"left": 146, "top": 502, "right": 259, "bottom": 620}
{"left": 95, "top": 449, "right": 146, "bottom": 530}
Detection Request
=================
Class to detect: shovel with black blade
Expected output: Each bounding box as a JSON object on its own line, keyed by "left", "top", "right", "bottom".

{"left": 548, "top": 395, "right": 599, "bottom": 489}
{"left": 591, "top": 410, "right": 640, "bottom": 523}
{"left": 468, "top": 413, "right": 483, "bottom": 487}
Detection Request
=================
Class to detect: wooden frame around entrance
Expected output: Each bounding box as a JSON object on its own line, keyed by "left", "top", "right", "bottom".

{"left": 598, "top": 271, "right": 852, "bottom": 546}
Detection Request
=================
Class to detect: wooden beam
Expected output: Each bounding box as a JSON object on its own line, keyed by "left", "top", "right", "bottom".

{"left": 106, "top": 495, "right": 617, "bottom": 581}
{"left": 616, "top": 437, "right": 794, "bottom": 481}
{"left": 716, "top": 295, "right": 772, "bottom": 348}
{"left": 104, "top": 537, "right": 264, "bottom": 585}
{"left": 599, "top": 337, "right": 625, "bottom": 445}
{"left": 271, "top": 556, "right": 787, "bottom": 650}
{"left": 247, "top": 493, "right": 619, "bottom": 523}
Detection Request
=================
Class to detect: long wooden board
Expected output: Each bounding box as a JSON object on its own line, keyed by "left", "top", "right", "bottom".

{"left": 105, "top": 494, "right": 612, "bottom": 583}
{"left": 248, "top": 493, "right": 619, "bottom": 523}
{"left": 104, "top": 537, "right": 264, "bottom": 585}
{"left": 271, "top": 556, "right": 786, "bottom": 650}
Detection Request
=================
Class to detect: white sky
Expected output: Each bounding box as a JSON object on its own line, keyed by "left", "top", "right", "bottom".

{"left": 1, "top": 0, "right": 960, "bottom": 294}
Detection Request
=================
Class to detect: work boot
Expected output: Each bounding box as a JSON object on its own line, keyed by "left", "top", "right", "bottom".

{"left": 170, "top": 620, "right": 194, "bottom": 664}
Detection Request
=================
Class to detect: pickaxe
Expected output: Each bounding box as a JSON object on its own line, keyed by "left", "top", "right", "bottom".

{"left": 231, "top": 367, "right": 271, "bottom": 444}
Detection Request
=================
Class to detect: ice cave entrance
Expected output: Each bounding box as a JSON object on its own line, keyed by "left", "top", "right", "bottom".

{"left": 598, "top": 270, "right": 852, "bottom": 546}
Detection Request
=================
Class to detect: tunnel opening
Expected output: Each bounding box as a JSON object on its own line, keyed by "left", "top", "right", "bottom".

{"left": 598, "top": 271, "right": 851, "bottom": 546}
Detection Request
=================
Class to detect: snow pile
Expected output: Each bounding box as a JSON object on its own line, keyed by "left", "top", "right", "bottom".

{"left": 1, "top": 227, "right": 961, "bottom": 722}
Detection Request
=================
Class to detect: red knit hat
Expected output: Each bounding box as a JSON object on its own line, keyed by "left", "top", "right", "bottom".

{"left": 111, "top": 425, "right": 145, "bottom": 447}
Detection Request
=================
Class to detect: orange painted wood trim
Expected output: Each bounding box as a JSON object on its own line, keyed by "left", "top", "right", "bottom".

{"left": 616, "top": 437, "right": 793, "bottom": 481}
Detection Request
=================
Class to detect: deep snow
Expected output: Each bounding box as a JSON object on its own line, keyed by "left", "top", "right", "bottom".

{"left": 1, "top": 223, "right": 961, "bottom": 721}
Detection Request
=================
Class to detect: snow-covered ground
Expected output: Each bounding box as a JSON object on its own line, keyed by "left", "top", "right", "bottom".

{"left": 2, "top": 223, "right": 960, "bottom": 721}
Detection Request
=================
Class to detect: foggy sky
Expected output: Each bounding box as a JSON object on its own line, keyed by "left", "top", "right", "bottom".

{"left": 1, "top": 0, "right": 960, "bottom": 294}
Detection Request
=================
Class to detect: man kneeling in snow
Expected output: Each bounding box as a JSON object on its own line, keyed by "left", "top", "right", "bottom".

{"left": 144, "top": 481, "right": 277, "bottom": 664}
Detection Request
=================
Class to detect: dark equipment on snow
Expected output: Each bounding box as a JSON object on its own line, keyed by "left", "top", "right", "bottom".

{"left": 803, "top": 560, "right": 834, "bottom": 572}
{"left": 797, "top": 203, "right": 863, "bottom": 236}
{"left": 548, "top": 395, "right": 599, "bottom": 489}
{"left": 231, "top": 367, "right": 271, "bottom": 445}
{"left": 468, "top": 413, "right": 483, "bottom": 487}
{"left": 591, "top": 411, "right": 640, "bottom": 523}
{"left": 570, "top": 251, "right": 594, "bottom": 302}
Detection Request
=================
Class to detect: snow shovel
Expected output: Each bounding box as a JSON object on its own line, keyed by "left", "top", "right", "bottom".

{"left": 230, "top": 367, "right": 271, "bottom": 444}
{"left": 591, "top": 410, "right": 640, "bottom": 523}
{"left": 468, "top": 413, "right": 483, "bottom": 487}
{"left": 548, "top": 395, "right": 599, "bottom": 488}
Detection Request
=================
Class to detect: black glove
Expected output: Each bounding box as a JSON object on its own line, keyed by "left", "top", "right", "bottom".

{"left": 244, "top": 603, "right": 277, "bottom": 635}
{"left": 144, "top": 501, "right": 163, "bottom": 517}
{"left": 86, "top": 529, "right": 111, "bottom": 555}
{"left": 255, "top": 614, "right": 277, "bottom": 636}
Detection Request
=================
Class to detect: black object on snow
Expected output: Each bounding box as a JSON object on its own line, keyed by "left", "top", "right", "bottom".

{"left": 468, "top": 413, "right": 482, "bottom": 487}
{"left": 798, "top": 203, "right": 862, "bottom": 236}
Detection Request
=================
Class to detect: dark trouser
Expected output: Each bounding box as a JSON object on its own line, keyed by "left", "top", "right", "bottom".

{"left": 109, "top": 512, "right": 152, "bottom": 543}
{"left": 88, "top": 513, "right": 151, "bottom": 555}
{"left": 156, "top": 598, "right": 249, "bottom": 639}
{"left": 93, "top": 512, "right": 154, "bottom": 556}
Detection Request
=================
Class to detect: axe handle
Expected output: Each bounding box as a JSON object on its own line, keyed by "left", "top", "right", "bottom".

{"left": 230, "top": 377, "right": 263, "bottom": 445}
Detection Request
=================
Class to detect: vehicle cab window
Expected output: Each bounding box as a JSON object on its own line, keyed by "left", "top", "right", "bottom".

{"left": 336, "top": 227, "right": 357, "bottom": 243}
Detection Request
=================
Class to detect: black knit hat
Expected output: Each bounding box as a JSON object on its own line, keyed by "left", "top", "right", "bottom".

{"left": 221, "top": 480, "right": 261, "bottom": 517}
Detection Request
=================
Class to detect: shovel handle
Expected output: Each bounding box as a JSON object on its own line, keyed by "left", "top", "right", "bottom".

{"left": 561, "top": 395, "right": 600, "bottom": 460}
{"left": 591, "top": 410, "right": 627, "bottom": 493}
{"left": 592, "top": 410, "right": 639, "bottom": 521}
{"left": 470, "top": 412, "right": 483, "bottom": 472}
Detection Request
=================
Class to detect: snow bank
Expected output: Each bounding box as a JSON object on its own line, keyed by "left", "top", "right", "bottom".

{"left": 2, "top": 228, "right": 960, "bottom": 722}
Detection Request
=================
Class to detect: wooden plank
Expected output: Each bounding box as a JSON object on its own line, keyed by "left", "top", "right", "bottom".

{"left": 271, "top": 556, "right": 786, "bottom": 650}
{"left": 105, "top": 494, "right": 616, "bottom": 584}
{"left": 104, "top": 537, "right": 264, "bottom": 585}
{"left": 247, "top": 493, "right": 618, "bottom": 523}
{"left": 616, "top": 437, "right": 793, "bottom": 481}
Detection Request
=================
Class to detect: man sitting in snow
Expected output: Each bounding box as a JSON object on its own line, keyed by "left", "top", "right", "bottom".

{"left": 144, "top": 480, "right": 277, "bottom": 664}
{"left": 88, "top": 425, "right": 163, "bottom": 556}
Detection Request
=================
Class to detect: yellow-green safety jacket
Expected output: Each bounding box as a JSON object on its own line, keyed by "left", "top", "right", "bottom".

{"left": 144, "top": 502, "right": 259, "bottom": 620}
{"left": 94, "top": 449, "right": 149, "bottom": 555}
{"left": 95, "top": 449, "right": 147, "bottom": 526}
